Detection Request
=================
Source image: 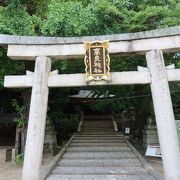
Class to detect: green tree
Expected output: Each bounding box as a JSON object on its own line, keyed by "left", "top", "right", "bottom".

{"left": 0, "top": 0, "right": 179, "bottom": 143}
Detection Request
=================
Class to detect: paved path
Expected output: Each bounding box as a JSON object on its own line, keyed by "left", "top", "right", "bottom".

{"left": 47, "top": 118, "right": 157, "bottom": 180}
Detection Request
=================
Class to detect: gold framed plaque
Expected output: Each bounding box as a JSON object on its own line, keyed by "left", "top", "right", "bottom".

{"left": 84, "top": 41, "right": 110, "bottom": 82}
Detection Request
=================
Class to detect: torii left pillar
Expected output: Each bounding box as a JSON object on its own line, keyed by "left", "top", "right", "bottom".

{"left": 22, "top": 56, "right": 51, "bottom": 180}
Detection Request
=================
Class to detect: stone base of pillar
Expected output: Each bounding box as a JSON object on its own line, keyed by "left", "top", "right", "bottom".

{"left": 44, "top": 119, "right": 58, "bottom": 156}
{"left": 143, "top": 117, "right": 159, "bottom": 150}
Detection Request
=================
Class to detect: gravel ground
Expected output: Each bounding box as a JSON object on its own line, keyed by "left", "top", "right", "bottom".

{"left": 0, "top": 153, "right": 54, "bottom": 180}
{"left": 148, "top": 160, "right": 164, "bottom": 175}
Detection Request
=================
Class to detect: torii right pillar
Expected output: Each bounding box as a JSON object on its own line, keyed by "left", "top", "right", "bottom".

{"left": 146, "top": 49, "right": 180, "bottom": 180}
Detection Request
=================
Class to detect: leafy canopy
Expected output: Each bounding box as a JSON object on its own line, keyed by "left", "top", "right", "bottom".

{"left": 0, "top": 0, "right": 179, "bottom": 115}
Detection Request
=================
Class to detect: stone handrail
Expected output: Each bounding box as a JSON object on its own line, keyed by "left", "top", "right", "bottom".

{"left": 77, "top": 112, "right": 84, "bottom": 132}
{"left": 111, "top": 114, "right": 118, "bottom": 132}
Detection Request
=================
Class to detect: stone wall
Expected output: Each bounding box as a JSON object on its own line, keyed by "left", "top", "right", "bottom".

{"left": 44, "top": 119, "right": 58, "bottom": 155}
{"left": 143, "top": 117, "right": 159, "bottom": 150}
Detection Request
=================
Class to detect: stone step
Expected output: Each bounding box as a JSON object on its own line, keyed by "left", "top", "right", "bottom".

{"left": 73, "top": 137, "right": 124, "bottom": 140}
{"left": 47, "top": 174, "right": 156, "bottom": 180}
{"left": 70, "top": 142, "right": 127, "bottom": 147}
{"left": 82, "top": 126, "right": 113, "bottom": 128}
{"left": 83, "top": 121, "right": 112, "bottom": 123}
{"left": 83, "top": 125, "right": 113, "bottom": 127}
{"left": 74, "top": 135, "right": 122, "bottom": 137}
{"left": 46, "top": 118, "right": 157, "bottom": 180}
{"left": 83, "top": 122, "right": 112, "bottom": 124}
{"left": 58, "top": 159, "right": 141, "bottom": 167}
{"left": 84, "top": 117, "right": 111, "bottom": 119}
{"left": 66, "top": 146, "right": 131, "bottom": 152}
{"left": 74, "top": 134, "right": 123, "bottom": 137}
{"left": 84, "top": 121, "right": 112, "bottom": 123}
{"left": 72, "top": 140, "right": 124, "bottom": 143}
{"left": 82, "top": 128, "right": 114, "bottom": 130}
{"left": 73, "top": 137, "right": 123, "bottom": 139}
{"left": 74, "top": 136, "right": 123, "bottom": 139}
{"left": 82, "top": 123, "right": 113, "bottom": 125}
{"left": 81, "top": 130, "right": 115, "bottom": 133}
{"left": 76, "top": 133, "right": 119, "bottom": 135}
{"left": 75, "top": 134, "right": 122, "bottom": 136}
{"left": 82, "top": 129, "right": 114, "bottom": 131}
{"left": 81, "top": 132, "right": 115, "bottom": 134}
{"left": 84, "top": 117, "right": 111, "bottom": 120}
{"left": 52, "top": 166, "right": 148, "bottom": 175}
{"left": 84, "top": 119, "right": 112, "bottom": 121}
{"left": 82, "top": 125, "right": 113, "bottom": 128}
{"left": 58, "top": 158, "right": 141, "bottom": 164}
{"left": 63, "top": 152, "right": 136, "bottom": 159}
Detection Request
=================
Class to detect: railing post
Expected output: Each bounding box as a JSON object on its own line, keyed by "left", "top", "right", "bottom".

{"left": 111, "top": 114, "right": 118, "bottom": 132}
{"left": 77, "top": 111, "right": 84, "bottom": 132}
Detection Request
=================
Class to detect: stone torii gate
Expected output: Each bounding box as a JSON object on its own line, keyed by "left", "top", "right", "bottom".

{"left": 1, "top": 26, "right": 180, "bottom": 180}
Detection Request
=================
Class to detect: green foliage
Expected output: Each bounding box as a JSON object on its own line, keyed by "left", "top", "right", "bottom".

{"left": 40, "top": 0, "right": 180, "bottom": 36}
{"left": 176, "top": 121, "right": 180, "bottom": 146}
{"left": 177, "top": 124, "right": 180, "bottom": 136}
{"left": 1, "top": 0, "right": 179, "bottom": 36}
{"left": 15, "top": 153, "right": 24, "bottom": 166}
{"left": 41, "top": 0, "right": 97, "bottom": 36}
{"left": 86, "top": 1, "right": 126, "bottom": 34}
{"left": 11, "top": 99, "right": 26, "bottom": 127}
{"left": 0, "top": 49, "right": 25, "bottom": 89}
{"left": 0, "top": 0, "right": 180, "bottom": 132}
{"left": 0, "top": 5, "right": 35, "bottom": 35}
{"left": 13, "top": 117, "right": 26, "bottom": 127}
{"left": 53, "top": 117, "right": 79, "bottom": 142}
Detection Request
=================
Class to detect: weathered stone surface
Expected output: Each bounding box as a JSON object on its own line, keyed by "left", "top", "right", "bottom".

{"left": 47, "top": 118, "right": 160, "bottom": 180}
{"left": 66, "top": 146, "right": 131, "bottom": 152}
{"left": 70, "top": 142, "right": 127, "bottom": 147}
{"left": 0, "top": 26, "right": 178, "bottom": 60}
{"left": 143, "top": 119, "right": 159, "bottom": 149}
{"left": 44, "top": 119, "right": 57, "bottom": 155}
{"left": 22, "top": 56, "right": 51, "bottom": 180}
{"left": 146, "top": 49, "right": 180, "bottom": 180}
{"left": 7, "top": 34, "right": 180, "bottom": 60}
{"left": 52, "top": 166, "right": 148, "bottom": 174}
{"left": 0, "top": 26, "right": 179, "bottom": 45}
{"left": 0, "top": 148, "right": 6, "bottom": 162}
{"left": 4, "top": 69, "right": 180, "bottom": 88}
{"left": 58, "top": 159, "right": 141, "bottom": 167}
{"left": 47, "top": 174, "right": 157, "bottom": 180}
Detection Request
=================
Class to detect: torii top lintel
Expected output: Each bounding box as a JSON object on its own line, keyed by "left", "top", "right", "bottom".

{"left": 0, "top": 26, "right": 180, "bottom": 60}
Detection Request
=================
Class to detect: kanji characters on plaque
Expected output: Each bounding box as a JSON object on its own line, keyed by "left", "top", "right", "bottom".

{"left": 84, "top": 41, "right": 110, "bottom": 82}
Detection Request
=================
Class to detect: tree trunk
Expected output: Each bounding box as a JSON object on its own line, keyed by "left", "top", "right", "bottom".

{"left": 15, "top": 124, "right": 21, "bottom": 155}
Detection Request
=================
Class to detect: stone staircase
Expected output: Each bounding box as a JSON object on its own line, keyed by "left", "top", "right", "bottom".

{"left": 46, "top": 116, "right": 158, "bottom": 180}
